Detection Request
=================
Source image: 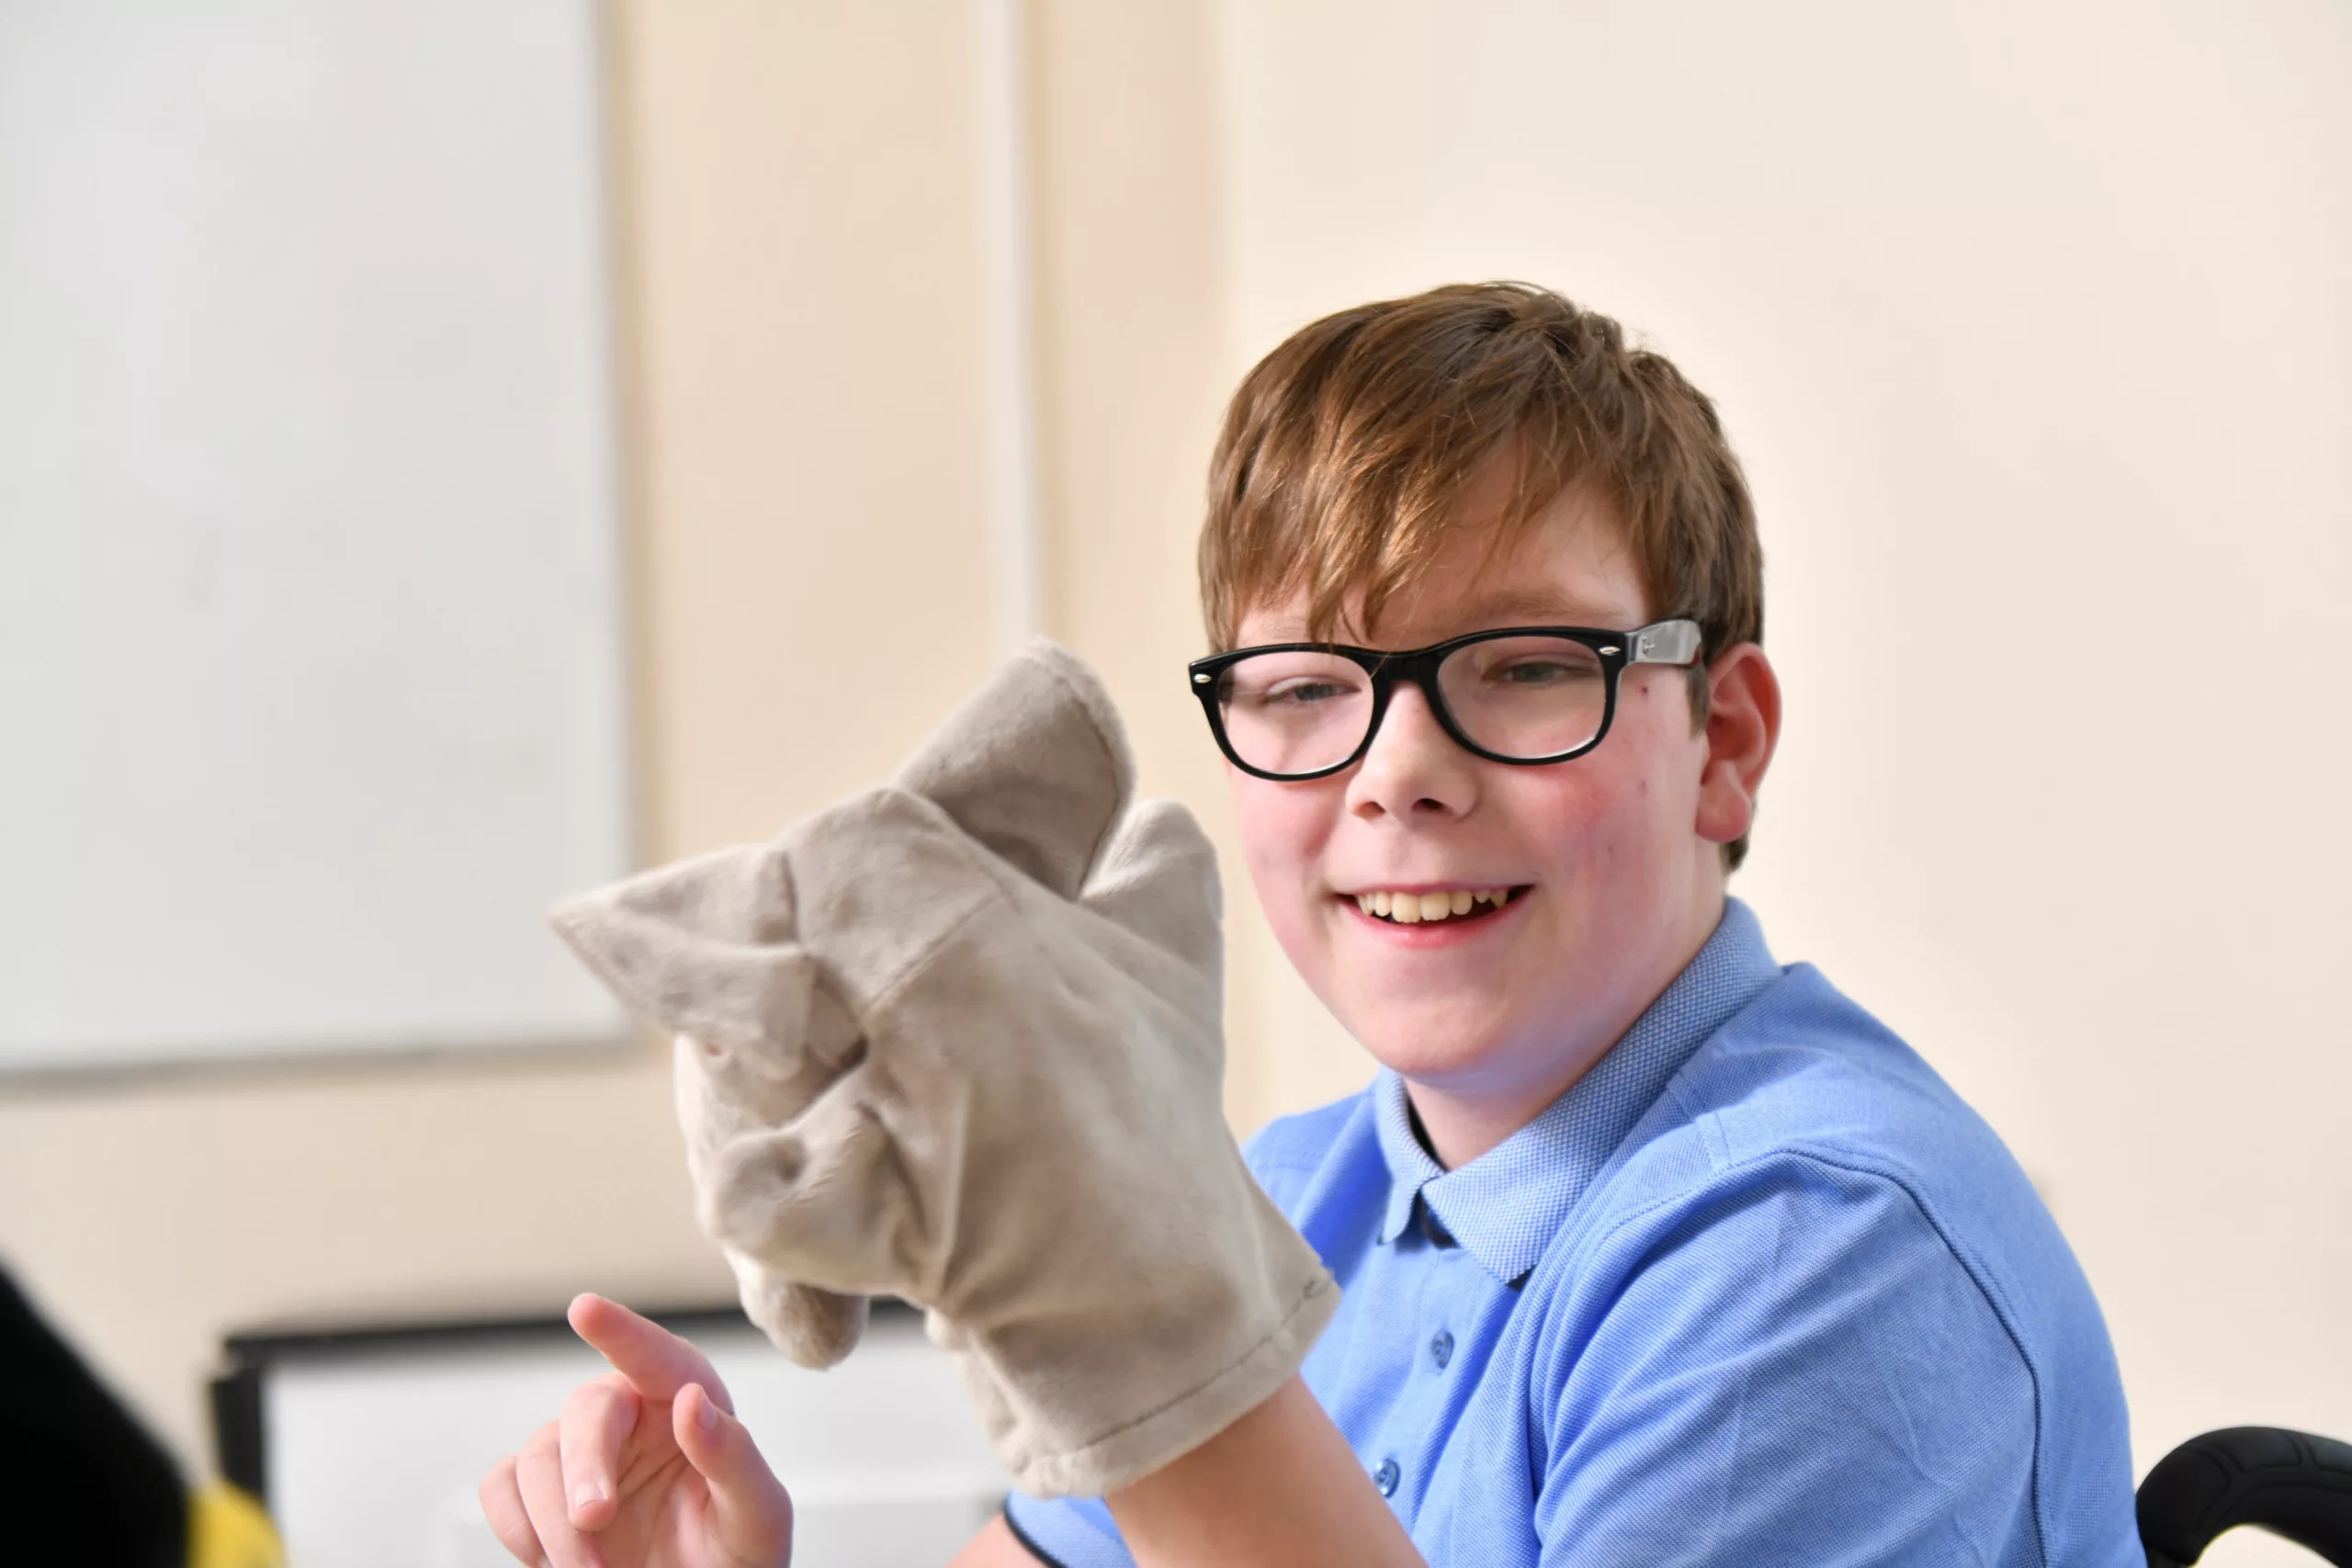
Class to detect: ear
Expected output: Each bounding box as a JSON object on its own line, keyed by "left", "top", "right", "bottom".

{"left": 893, "top": 638, "right": 1134, "bottom": 898}
{"left": 1080, "top": 797, "right": 1223, "bottom": 979}
{"left": 1692, "top": 643, "right": 1781, "bottom": 852}
{"left": 548, "top": 844, "right": 855, "bottom": 1066}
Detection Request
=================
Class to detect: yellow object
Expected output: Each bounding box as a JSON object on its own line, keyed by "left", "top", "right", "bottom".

{"left": 188, "top": 1481, "right": 286, "bottom": 1568}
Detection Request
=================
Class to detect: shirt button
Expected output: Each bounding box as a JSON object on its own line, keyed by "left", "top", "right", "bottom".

{"left": 1373, "top": 1457, "right": 1400, "bottom": 1497}
{"left": 1430, "top": 1329, "right": 1454, "bottom": 1370}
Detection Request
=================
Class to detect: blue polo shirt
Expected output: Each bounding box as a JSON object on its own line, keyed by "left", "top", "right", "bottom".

{"left": 1003, "top": 899, "right": 2142, "bottom": 1566}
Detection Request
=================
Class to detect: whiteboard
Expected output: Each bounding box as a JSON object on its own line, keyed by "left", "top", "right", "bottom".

{"left": 236, "top": 1311, "right": 1007, "bottom": 1568}
{"left": 0, "top": 0, "right": 632, "bottom": 1071}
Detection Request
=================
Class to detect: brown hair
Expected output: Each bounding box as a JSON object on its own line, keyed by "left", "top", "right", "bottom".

{"left": 1197, "top": 280, "right": 1766, "bottom": 866}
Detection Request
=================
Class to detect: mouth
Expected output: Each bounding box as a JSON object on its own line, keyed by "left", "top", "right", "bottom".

{"left": 1343, "top": 886, "right": 1531, "bottom": 927}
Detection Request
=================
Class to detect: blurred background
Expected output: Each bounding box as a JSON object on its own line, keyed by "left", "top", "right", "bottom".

{"left": 0, "top": 0, "right": 2345, "bottom": 1562}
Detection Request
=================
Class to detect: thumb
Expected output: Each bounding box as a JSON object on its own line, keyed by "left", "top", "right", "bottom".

{"left": 672, "top": 1382, "right": 794, "bottom": 1565}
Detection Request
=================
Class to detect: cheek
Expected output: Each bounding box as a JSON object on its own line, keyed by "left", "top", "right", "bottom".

{"left": 1618, "top": 676, "right": 1701, "bottom": 769}
{"left": 1230, "top": 777, "right": 1339, "bottom": 907}
{"left": 1511, "top": 749, "right": 1683, "bottom": 873}
{"left": 1232, "top": 782, "right": 1347, "bottom": 991}
{"left": 1545, "top": 788, "right": 1625, "bottom": 871}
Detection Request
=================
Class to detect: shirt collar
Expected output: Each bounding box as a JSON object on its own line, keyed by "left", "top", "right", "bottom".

{"left": 1373, "top": 897, "right": 1781, "bottom": 1284}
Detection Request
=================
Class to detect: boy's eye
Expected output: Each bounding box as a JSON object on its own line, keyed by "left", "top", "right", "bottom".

{"left": 1261, "top": 679, "right": 1352, "bottom": 706}
{"left": 1493, "top": 660, "right": 1588, "bottom": 685}
{"left": 1482, "top": 657, "right": 1600, "bottom": 688}
{"left": 1220, "top": 652, "right": 1369, "bottom": 716}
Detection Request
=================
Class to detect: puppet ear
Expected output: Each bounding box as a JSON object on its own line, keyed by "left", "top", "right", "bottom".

{"left": 1081, "top": 797, "right": 1223, "bottom": 981}
{"left": 893, "top": 638, "right": 1134, "bottom": 900}
{"left": 548, "top": 844, "right": 834, "bottom": 1056}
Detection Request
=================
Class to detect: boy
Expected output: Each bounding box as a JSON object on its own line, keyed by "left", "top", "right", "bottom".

{"left": 482, "top": 283, "right": 2142, "bottom": 1566}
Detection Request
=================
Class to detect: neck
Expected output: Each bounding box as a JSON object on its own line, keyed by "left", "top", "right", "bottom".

{"left": 1408, "top": 886, "right": 1727, "bottom": 1169}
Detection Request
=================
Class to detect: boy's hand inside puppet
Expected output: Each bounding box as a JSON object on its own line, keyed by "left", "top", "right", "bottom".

{"left": 479, "top": 1293, "right": 793, "bottom": 1568}
{"left": 547, "top": 641, "right": 1338, "bottom": 1499}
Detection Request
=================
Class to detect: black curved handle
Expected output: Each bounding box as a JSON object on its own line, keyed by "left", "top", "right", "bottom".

{"left": 2139, "top": 1427, "right": 2352, "bottom": 1567}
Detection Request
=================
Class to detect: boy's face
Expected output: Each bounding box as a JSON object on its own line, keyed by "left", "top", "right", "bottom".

{"left": 1228, "top": 470, "right": 1754, "bottom": 1134}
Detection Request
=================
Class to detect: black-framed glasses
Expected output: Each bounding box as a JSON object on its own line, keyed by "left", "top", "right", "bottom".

{"left": 1186, "top": 620, "right": 1702, "bottom": 781}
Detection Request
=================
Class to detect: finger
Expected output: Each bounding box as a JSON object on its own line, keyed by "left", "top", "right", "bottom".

{"left": 568, "top": 1292, "right": 732, "bottom": 1413}
{"left": 558, "top": 1372, "right": 641, "bottom": 1530}
{"left": 478, "top": 1453, "right": 546, "bottom": 1567}
{"left": 517, "top": 1422, "right": 607, "bottom": 1568}
{"left": 673, "top": 1382, "right": 793, "bottom": 1565}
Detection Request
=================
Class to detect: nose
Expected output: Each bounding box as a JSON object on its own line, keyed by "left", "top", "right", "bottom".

{"left": 1344, "top": 680, "right": 1479, "bottom": 823}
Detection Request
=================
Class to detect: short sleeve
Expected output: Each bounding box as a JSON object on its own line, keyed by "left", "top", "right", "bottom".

{"left": 1001, "top": 1490, "right": 1131, "bottom": 1568}
{"left": 1239, "top": 1113, "right": 1338, "bottom": 1215}
{"left": 1532, "top": 1156, "right": 2043, "bottom": 1567}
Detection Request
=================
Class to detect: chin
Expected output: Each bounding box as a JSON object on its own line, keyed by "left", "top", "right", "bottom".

{"left": 1340, "top": 1002, "right": 1522, "bottom": 1092}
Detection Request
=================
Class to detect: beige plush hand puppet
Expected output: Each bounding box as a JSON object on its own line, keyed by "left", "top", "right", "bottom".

{"left": 548, "top": 640, "right": 1338, "bottom": 1497}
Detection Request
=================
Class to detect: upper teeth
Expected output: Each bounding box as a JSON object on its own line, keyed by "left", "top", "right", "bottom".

{"left": 1355, "top": 888, "right": 1510, "bottom": 923}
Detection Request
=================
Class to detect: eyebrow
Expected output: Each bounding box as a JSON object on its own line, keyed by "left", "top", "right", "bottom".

{"left": 1238, "top": 584, "right": 1644, "bottom": 646}
{"left": 1242, "top": 593, "right": 1638, "bottom": 647}
{"left": 1449, "top": 590, "right": 1634, "bottom": 626}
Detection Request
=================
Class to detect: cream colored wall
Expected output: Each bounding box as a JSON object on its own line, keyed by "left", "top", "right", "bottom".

{"left": 0, "top": 0, "right": 1001, "bottom": 1469}
{"left": 1206, "top": 0, "right": 2352, "bottom": 1552}
{"left": 1023, "top": 0, "right": 1290, "bottom": 1127}
{"left": 4, "top": 7, "right": 2344, "bottom": 1544}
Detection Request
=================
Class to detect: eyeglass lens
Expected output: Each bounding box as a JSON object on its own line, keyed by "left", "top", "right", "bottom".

{"left": 1214, "top": 636, "right": 1609, "bottom": 775}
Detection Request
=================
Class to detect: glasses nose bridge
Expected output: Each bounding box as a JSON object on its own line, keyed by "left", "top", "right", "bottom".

{"left": 1360, "top": 645, "right": 1458, "bottom": 754}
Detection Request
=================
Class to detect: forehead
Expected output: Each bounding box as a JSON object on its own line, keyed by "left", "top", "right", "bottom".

{"left": 1238, "top": 485, "right": 1650, "bottom": 647}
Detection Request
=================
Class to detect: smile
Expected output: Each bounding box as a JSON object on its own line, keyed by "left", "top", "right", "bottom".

{"left": 1349, "top": 886, "right": 1526, "bottom": 926}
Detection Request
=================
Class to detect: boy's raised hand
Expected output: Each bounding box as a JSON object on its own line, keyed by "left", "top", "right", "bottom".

{"left": 479, "top": 1293, "right": 792, "bottom": 1568}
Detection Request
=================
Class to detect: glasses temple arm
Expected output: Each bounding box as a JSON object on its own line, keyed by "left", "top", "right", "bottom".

{"left": 1626, "top": 619, "right": 1703, "bottom": 666}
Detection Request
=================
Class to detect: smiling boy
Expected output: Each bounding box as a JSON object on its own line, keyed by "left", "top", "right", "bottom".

{"left": 484, "top": 283, "right": 2142, "bottom": 1567}
{"left": 984, "top": 281, "right": 2142, "bottom": 1565}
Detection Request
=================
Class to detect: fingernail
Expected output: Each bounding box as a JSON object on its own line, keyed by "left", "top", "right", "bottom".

{"left": 572, "top": 1481, "right": 605, "bottom": 1511}
{"left": 695, "top": 1388, "right": 718, "bottom": 1431}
